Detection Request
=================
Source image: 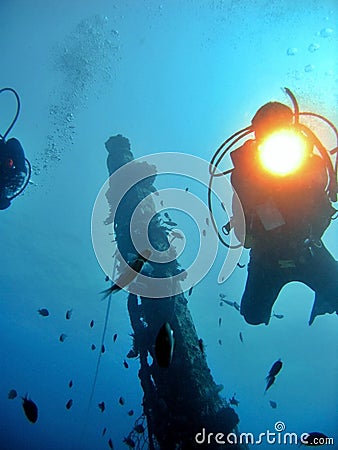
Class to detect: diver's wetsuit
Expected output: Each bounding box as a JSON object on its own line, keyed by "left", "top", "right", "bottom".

{"left": 231, "top": 139, "right": 338, "bottom": 325}
{"left": 0, "top": 138, "right": 26, "bottom": 209}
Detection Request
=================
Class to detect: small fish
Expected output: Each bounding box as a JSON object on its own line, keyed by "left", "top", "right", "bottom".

{"left": 163, "top": 220, "right": 177, "bottom": 227}
{"left": 265, "top": 359, "right": 283, "bottom": 392}
{"left": 59, "top": 333, "right": 67, "bottom": 343}
{"left": 202, "top": 229, "right": 206, "bottom": 237}
{"left": 123, "top": 437, "right": 135, "bottom": 448}
{"left": 229, "top": 394, "right": 239, "bottom": 407}
{"left": 237, "top": 263, "right": 246, "bottom": 269}
{"left": 302, "top": 432, "right": 329, "bottom": 446}
{"left": 268, "top": 359, "right": 283, "bottom": 378}
{"left": 22, "top": 395, "right": 38, "bottom": 423}
{"left": 66, "top": 399, "right": 73, "bottom": 410}
{"left": 98, "top": 401, "right": 105, "bottom": 412}
{"left": 102, "top": 427, "right": 107, "bottom": 436}
{"left": 68, "top": 380, "right": 73, "bottom": 388}
{"left": 233, "top": 302, "right": 240, "bottom": 311}
{"left": 265, "top": 376, "right": 276, "bottom": 392}
{"left": 134, "top": 424, "right": 145, "bottom": 434}
{"left": 37, "top": 308, "right": 49, "bottom": 317}
{"left": 119, "top": 396, "right": 125, "bottom": 406}
{"left": 100, "top": 250, "right": 152, "bottom": 298}
{"left": 91, "top": 344, "right": 96, "bottom": 351}
{"left": 8, "top": 389, "right": 17, "bottom": 400}
{"left": 218, "top": 339, "right": 222, "bottom": 346}
{"left": 123, "top": 360, "right": 129, "bottom": 369}
{"left": 101, "top": 344, "right": 106, "bottom": 354}
{"left": 170, "top": 230, "right": 184, "bottom": 240}
{"left": 198, "top": 338, "right": 205, "bottom": 355}
{"left": 90, "top": 320, "right": 94, "bottom": 328}
{"left": 65, "top": 309, "right": 72, "bottom": 320}
{"left": 108, "top": 438, "right": 114, "bottom": 449}
{"left": 222, "top": 299, "right": 234, "bottom": 307}
{"left": 218, "top": 317, "right": 222, "bottom": 327}
{"left": 113, "top": 333, "right": 118, "bottom": 342}
{"left": 155, "top": 322, "right": 175, "bottom": 368}
{"left": 127, "top": 409, "right": 134, "bottom": 416}
{"left": 269, "top": 400, "right": 277, "bottom": 409}
{"left": 105, "top": 275, "right": 109, "bottom": 282}
{"left": 273, "top": 313, "right": 284, "bottom": 319}
{"left": 160, "top": 200, "right": 164, "bottom": 206}
{"left": 239, "top": 332, "right": 244, "bottom": 343}
{"left": 219, "top": 302, "right": 224, "bottom": 307}
{"left": 188, "top": 286, "right": 193, "bottom": 296}
{"left": 206, "top": 217, "right": 210, "bottom": 226}
{"left": 127, "top": 349, "right": 138, "bottom": 358}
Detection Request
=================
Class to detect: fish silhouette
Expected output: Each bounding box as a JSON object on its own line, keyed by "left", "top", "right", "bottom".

{"left": 265, "top": 359, "right": 283, "bottom": 392}
{"left": 22, "top": 395, "right": 38, "bottom": 423}
{"left": 155, "top": 322, "right": 175, "bottom": 368}
{"left": 101, "top": 250, "right": 152, "bottom": 298}
{"left": 65, "top": 399, "right": 73, "bottom": 410}
{"left": 8, "top": 389, "right": 17, "bottom": 400}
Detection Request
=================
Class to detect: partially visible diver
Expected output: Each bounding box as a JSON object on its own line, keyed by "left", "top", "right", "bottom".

{"left": 0, "top": 88, "right": 30, "bottom": 210}
{"left": 210, "top": 88, "right": 338, "bottom": 326}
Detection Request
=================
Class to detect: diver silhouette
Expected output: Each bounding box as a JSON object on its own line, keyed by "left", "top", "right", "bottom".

{"left": 0, "top": 88, "right": 30, "bottom": 209}
{"left": 210, "top": 88, "right": 338, "bottom": 325}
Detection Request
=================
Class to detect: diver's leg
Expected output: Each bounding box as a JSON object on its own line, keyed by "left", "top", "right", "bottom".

{"left": 301, "top": 243, "right": 338, "bottom": 325}
{"left": 240, "top": 252, "right": 286, "bottom": 325}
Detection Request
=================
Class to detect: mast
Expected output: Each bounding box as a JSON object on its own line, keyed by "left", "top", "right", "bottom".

{"left": 104, "top": 134, "right": 247, "bottom": 450}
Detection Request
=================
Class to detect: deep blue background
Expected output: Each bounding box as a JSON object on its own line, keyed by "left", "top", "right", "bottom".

{"left": 0, "top": 1, "right": 337, "bottom": 449}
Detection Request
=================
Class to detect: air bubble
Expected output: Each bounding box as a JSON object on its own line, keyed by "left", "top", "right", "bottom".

{"left": 287, "top": 47, "right": 298, "bottom": 56}
{"left": 308, "top": 43, "right": 320, "bottom": 53}
{"left": 320, "top": 27, "right": 333, "bottom": 38}
{"left": 304, "top": 64, "right": 315, "bottom": 73}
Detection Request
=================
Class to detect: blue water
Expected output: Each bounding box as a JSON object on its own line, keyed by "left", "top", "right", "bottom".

{"left": 0, "top": 1, "right": 337, "bottom": 449}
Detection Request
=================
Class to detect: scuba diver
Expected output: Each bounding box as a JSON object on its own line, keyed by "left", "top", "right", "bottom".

{"left": 0, "top": 87, "right": 31, "bottom": 210}
{"left": 209, "top": 88, "right": 338, "bottom": 325}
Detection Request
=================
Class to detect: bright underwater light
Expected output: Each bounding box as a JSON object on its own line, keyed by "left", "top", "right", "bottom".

{"left": 258, "top": 129, "right": 307, "bottom": 176}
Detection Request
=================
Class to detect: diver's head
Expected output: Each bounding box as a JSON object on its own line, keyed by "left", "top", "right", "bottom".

{"left": 105, "top": 134, "right": 131, "bottom": 154}
{"left": 252, "top": 102, "right": 294, "bottom": 142}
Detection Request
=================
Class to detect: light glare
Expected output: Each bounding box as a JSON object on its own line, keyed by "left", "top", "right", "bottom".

{"left": 258, "top": 130, "right": 307, "bottom": 176}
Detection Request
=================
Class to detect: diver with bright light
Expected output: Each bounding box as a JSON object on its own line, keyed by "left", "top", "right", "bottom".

{"left": 209, "top": 88, "right": 338, "bottom": 326}
{"left": 0, "top": 88, "right": 31, "bottom": 210}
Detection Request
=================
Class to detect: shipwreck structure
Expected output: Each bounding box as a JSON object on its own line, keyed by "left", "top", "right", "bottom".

{"left": 104, "top": 134, "right": 247, "bottom": 450}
